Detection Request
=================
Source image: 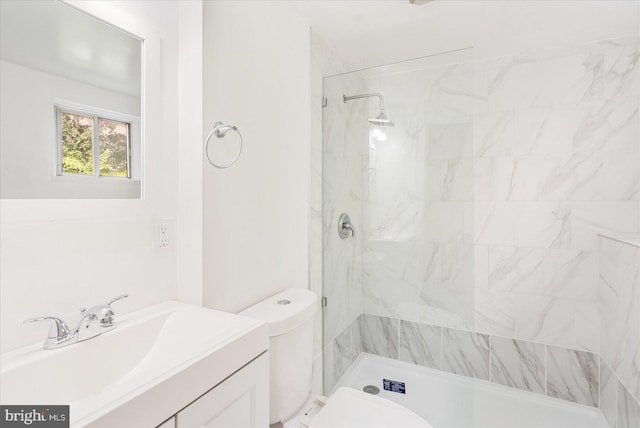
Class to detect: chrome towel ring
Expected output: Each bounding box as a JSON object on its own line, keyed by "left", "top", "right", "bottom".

{"left": 204, "top": 121, "right": 243, "bottom": 169}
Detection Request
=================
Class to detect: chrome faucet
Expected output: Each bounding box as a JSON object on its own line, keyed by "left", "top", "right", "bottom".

{"left": 24, "top": 294, "right": 128, "bottom": 350}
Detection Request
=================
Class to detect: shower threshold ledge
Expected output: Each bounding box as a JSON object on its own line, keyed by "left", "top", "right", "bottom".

{"left": 333, "top": 353, "right": 608, "bottom": 428}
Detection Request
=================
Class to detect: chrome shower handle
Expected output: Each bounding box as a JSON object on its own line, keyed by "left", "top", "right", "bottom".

{"left": 338, "top": 213, "right": 355, "bottom": 239}
{"left": 343, "top": 222, "right": 355, "bottom": 238}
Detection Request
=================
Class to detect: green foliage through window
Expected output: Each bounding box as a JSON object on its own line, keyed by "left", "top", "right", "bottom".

{"left": 99, "top": 119, "right": 129, "bottom": 177}
{"left": 61, "top": 113, "right": 93, "bottom": 175}
{"left": 58, "top": 109, "right": 130, "bottom": 178}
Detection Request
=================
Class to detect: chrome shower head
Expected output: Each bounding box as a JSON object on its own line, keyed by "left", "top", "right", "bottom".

{"left": 368, "top": 112, "right": 394, "bottom": 127}
{"left": 343, "top": 92, "right": 394, "bottom": 127}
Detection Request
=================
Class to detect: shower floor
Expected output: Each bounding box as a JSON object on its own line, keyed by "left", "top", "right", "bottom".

{"left": 333, "top": 353, "right": 608, "bottom": 428}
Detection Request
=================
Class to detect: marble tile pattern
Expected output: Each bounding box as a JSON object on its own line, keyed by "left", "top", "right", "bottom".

{"left": 321, "top": 36, "right": 640, "bottom": 404}
{"left": 514, "top": 294, "right": 575, "bottom": 349}
{"left": 331, "top": 314, "right": 613, "bottom": 410}
{"left": 327, "top": 37, "right": 638, "bottom": 355}
{"left": 546, "top": 345, "right": 599, "bottom": 407}
{"left": 474, "top": 288, "right": 516, "bottom": 337}
{"left": 321, "top": 70, "right": 365, "bottom": 349}
{"left": 599, "top": 236, "right": 640, "bottom": 404}
{"left": 360, "top": 313, "right": 399, "bottom": 359}
{"left": 490, "top": 337, "right": 545, "bottom": 394}
{"left": 442, "top": 328, "right": 490, "bottom": 380}
{"left": 472, "top": 38, "right": 638, "bottom": 353}
{"left": 600, "top": 352, "right": 640, "bottom": 428}
{"left": 399, "top": 320, "right": 442, "bottom": 370}
{"left": 618, "top": 382, "right": 640, "bottom": 428}
{"left": 325, "top": 315, "right": 362, "bottom": 393}
{"left": 355, "top": 49, "right": 478, "bottom": 335}
{"left": 332, "top": 325, "right": 352, "bottom": 384}
{"left": 600, "top": 358, "right": 619, "bottom": 428}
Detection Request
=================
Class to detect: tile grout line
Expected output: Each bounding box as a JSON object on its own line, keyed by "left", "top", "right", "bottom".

{"left": 397, "top": 318, "right": 400, "bottom": 361}
{"left": 614, "top": 373, "right": 618, "bottom": 428}
{"left": 440, "top": 326, "right": 444, "bottom": 370}
{"left": 544, "top": 344, "right": 547, "bottom": 396}
{"left": 489, "top": 335, "right": 493, "bottom": 383}
{"left": 598, "top": 354, "right": 601, "bottom": 409}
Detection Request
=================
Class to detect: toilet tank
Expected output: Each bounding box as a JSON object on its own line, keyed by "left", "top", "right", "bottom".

{"left": 239, "top": 288, "right": 318, "bottom": 424}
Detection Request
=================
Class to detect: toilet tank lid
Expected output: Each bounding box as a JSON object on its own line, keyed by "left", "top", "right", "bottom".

{"left": 239, "top": 288, "right": 318, "bottom": 337}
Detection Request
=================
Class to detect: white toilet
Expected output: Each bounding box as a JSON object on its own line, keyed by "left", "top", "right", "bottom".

{"left": 240, "top": 288, "right": 433, "bottom": 428}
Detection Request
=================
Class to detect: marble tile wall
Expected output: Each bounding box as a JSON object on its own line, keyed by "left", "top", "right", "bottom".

{"left": 490, "top": 336, "right": 545, "bottom": 394}
{"left": 358, "top": 50, "right": 477, "bottom": 332}
{"left": 321, "top": 53, "right": 365, "bottom": 351}
{"left": 600, "top": 358, "right": 640, "bottom": 428}
{"left": 330, "top": 313, "right": 602, "bottom": 407}
{"left": 546, "top": 345, "right": 599, "bottom": 406}
{"left": 325, "top": 314, "right": 363, "bottom": 393}
{"left": 321, "top": 34, "right": 640, "bottom": 420}
{"left": 599, "top": 235, "right": 640, "bottom": 417}
{"left": 340, "top": 35, "right": 639, "bottom": 354}
{"left": 473, "top": 36, "right": 640, "bottom": 354}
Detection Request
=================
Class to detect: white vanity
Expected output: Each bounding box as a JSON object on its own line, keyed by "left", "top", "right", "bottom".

{"left": 0, "top": 302, "right": 270, "bottom": 427}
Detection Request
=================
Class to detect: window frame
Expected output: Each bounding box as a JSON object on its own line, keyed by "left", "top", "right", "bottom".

{"left": 54, "top": 101, "right": 139, "bottom": 180}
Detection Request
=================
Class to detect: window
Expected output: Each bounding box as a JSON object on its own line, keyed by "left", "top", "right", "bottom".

{"left": 55, "top": 106, "right": 132, "bottom": 178}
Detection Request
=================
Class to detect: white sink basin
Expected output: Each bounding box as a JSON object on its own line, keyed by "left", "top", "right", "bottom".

{"left": 0, "top": 301, "right": 268, "bottom": 427}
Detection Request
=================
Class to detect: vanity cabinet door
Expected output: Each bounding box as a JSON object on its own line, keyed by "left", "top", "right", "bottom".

{"left": 177, "top": 352, "right": 269, "bottom": 428}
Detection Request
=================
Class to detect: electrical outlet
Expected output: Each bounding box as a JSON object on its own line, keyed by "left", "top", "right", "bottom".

{"left": 159, "top": 225, "right": 169, "bottom": 248}
{"left": 154, "top": 218, "right": 174, "bottom": 254}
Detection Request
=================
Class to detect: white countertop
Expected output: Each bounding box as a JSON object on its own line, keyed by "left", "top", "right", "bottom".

{"left": 0, "top": 301, "right": 269, "bottom": 427}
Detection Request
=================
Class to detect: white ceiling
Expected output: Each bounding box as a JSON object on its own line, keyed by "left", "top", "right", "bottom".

{"left": 294, "top": 0, "right": 640, "bottom": 72}
{"left": 1, "top": 0, "right": 637, "bottom": 92}
{"left": 0, "top": 0, "right": 141, "bottom": 97}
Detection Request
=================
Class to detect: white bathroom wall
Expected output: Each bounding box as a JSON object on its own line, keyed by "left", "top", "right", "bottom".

{"left": 177, "top": 0, "right": 203, "bottom": 306}
{"left": 202, "top": 1, "right": 311, "bottom": 313}
{"left": 0, "top": 0, "right": 180, "bottom": 352}
{"left": 0, "top": 60, "right": 141, "bottom": 199}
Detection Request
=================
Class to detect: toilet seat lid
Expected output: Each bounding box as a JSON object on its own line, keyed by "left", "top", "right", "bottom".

{"left": 309, "top": 387, "right": 433, "bottom": 428}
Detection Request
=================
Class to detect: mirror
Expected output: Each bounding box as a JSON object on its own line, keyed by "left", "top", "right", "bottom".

{"left": 0, "top": 0, "right": 142, "bottom": 199}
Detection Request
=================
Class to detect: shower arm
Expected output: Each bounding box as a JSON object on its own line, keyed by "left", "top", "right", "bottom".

{"left": 343, "top": 93, "right": 386, "bottom": 114}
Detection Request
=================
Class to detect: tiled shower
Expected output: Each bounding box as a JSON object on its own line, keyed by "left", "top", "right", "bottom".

{"left": 321, "top": 36, "right": 639, "bottom": 425}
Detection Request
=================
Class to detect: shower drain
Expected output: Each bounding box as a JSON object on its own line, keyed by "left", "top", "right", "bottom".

{"left": 363, "top": 385, "right": 380, "bottom": 395}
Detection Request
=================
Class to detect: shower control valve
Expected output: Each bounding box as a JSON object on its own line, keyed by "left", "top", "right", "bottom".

{"left": 338, "top": 213, "right": 356, "bottom": 239}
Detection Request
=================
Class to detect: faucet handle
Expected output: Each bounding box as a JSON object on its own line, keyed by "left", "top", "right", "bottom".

{"left": 24, "top": 316, "right": 71, "bottom": 339}
{"left": 105, "top": 294, "right": 128, "bottom": 308}
{"left": 100, "top": 294, "right": 128, "bottom": 328}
